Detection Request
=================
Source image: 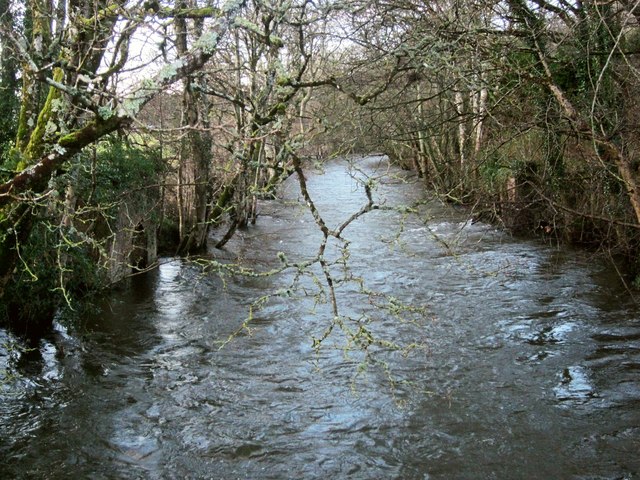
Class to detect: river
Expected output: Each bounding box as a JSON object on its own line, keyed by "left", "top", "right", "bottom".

{"left": 1, "top": 155, "right": 639, "bottom": 479}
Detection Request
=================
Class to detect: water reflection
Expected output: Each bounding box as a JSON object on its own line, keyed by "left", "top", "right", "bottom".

{"left": 554, "top": 365, "right": 596, "bottom": 404}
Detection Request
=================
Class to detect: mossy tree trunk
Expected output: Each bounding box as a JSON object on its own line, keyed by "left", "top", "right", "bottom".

{"left": 14, "top": 0, "right": 53, "bottom": 154}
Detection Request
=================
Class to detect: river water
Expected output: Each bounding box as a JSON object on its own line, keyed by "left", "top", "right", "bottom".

{"left": 1, "top": 156, "right": 640, "bottom": 479}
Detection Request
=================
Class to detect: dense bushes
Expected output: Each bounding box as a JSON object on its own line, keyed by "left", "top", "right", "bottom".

{"left": 0, "top": 138, "right": 163, "bottom": 333}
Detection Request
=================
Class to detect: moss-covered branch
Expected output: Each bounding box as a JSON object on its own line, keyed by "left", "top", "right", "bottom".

{"left": 0, "top": 116, "right": 123, "bottom": 206}
{"left": 156, "top": 6, "right": 222, "bottom": 19}
{"left": 0, "top": 0, "right": 247, "bottom": 208}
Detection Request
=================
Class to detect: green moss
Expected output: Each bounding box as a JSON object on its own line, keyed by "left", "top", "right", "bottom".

{"left": 269, "top": 35, "right": 283, "bottom": 48}
{"left": 20, "top": 68, "right": 64, "bottom": 168}
{"left": 14, "top": 74, "right": 38, "bottom": 152}
{"left": 75, "top": 3, "right": 120, "bottom": 28}
{"left": 58, "top": 115, "right": 121, "bottom": 149}
{"left": 276, "top": 76, "right": 291, "bottom": 87}
{"left": 162, "top": 6, "right": 221, "bottom": 18}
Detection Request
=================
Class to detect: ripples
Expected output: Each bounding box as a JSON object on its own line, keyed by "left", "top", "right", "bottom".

{"left": 554, "top": 365, "right": 597, "bottom": 404}
{"left": 3, "top": 157, "right": 640, "bottom": 479}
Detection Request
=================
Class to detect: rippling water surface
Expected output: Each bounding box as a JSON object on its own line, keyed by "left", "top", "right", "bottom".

{"left": 2, "top": 156, "right": 640, "bottom": 479}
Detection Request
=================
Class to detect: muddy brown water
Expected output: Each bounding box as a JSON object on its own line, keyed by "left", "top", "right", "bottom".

{"left": 1, "top": 156, "right": 639, "bottom": 479}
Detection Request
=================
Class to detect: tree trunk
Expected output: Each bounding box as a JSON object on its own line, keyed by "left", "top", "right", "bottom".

{"left": 471, "top": 79, "right": 487, "bottom": 165}
{"left": 176, "top": 79, "right": 213, "bottom": 254}
{"left": 175, "top": 5, "right": 213, "bottom": 254}
{"left": 454, "top": 90, "right": 467, "bottom": 174}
